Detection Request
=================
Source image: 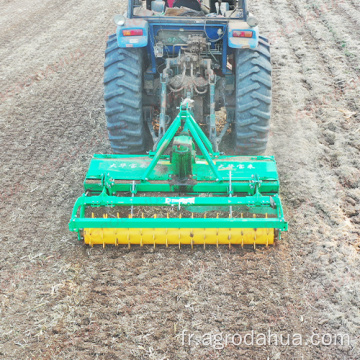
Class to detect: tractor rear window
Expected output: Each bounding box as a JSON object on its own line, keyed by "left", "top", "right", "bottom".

{"left": 132, "top": 0, "right": 245, "bottom": 19}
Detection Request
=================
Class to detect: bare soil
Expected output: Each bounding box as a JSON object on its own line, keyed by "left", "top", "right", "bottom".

{"left": 0, "top": 0, "right": 359, "bottom": 359}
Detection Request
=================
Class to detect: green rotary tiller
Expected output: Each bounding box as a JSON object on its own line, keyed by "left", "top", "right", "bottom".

{"left": 69, "top": 103, "right": 287, "bottom": 248}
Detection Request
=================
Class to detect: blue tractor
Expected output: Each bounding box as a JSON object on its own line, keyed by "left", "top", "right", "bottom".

{"left": 105, "top": 0, "right": 271, "bottom": 155}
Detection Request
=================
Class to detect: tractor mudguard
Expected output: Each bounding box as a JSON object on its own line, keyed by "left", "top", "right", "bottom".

{"left": 227, "top": 21, "right": 259, "bottom": 49}
{"left": 116, "top": 18, "right": 149, "bottom": 48}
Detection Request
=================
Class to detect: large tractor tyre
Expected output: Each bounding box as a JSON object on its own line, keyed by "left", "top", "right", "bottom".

{"left": 104, "top": 34, "right": 147, "bottom": 154}
{"left": 234, "top": 36, "right": 272, "bottom": 155}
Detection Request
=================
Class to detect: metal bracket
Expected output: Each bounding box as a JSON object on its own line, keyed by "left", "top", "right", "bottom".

{"left": 209, "top": 76, "right": 218, "bottom": 152}
{"left": 249, "top": 173, "right": 262, "bottom": 193}
{"left": 141, "top": 105, "right": 222, "bottom": 182}
{"left": 249, "top": 173, "right": 265, "bottom": 205}
{"left": 159, "top": 74, "right": 168, "bottom": 141}
{"left": 101, "top": 173, "right": 115, "bottom": 196}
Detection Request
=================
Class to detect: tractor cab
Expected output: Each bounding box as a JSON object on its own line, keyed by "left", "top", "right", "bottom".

{"left": 131, "top": 0, "right": 247, "bottom": 19}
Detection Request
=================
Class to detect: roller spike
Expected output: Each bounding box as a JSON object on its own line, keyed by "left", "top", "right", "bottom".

{"left": 113, "top": 230, "right": 117, "bottom": 245}
{"left": 216, "top": 213, "right": 219, "bottom": 219}
{"left": 154, "top": 214, "right": 157, "bottom": 219}
{"left": 216, "top": 238, "right": 219, "bottom": 248}
{"left": 167, "top": 213, "right": 169, "bottom": 219}
{"left": 142, "top": 213, "right": 144, "bottom": 218}
{"left": 179, "top": 214, "right": 182, "bottom": 219}
{"left": 204, "top": 213, "right": 206, "bottom": 219}
{"left": 191, "top": 213, "right": 194, "bottom": 218}
{"left": 91, "top": 213, "right": 94, "bottom": 218}
{"left": 253, "top": 214, "right": 256, "bottom": 218}
{"left": 117, "top": 212, "right": 120, "bottom": 218}
{"left": 241, "top": 213, "right": 243, "bottom": 218}
{"left": 140, "top": 237, "right": 143, "bottom": 247}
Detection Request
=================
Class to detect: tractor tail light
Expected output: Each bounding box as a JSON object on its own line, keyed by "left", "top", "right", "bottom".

{"left": 122, "top": 29, "right": 143, "bottom": 36}
{"left": 232, "top": 31, "right": 253, "bottom": 38}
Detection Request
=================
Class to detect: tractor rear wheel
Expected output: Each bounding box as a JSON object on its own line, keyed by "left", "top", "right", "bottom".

{"left": 234, "top": 36, "right": 272, "bottom": 155}
{"left": 104, "top": 34, "right": 147, "bottom": 154}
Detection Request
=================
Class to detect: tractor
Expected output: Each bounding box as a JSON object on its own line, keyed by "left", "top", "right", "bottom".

{"left": 105, "top": 0, "right": 271, "bottom": 155}
{"left": 68, "top": 0, "right": 287, "bottom": 248}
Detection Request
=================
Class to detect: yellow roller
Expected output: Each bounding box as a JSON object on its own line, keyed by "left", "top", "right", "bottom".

{"left": 83, "top": 227, "right": 274, "bottom": 247}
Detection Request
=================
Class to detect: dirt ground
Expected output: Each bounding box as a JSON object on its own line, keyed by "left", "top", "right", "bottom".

{"left": 0, "top": 0, "right": 360, "bottom": 359}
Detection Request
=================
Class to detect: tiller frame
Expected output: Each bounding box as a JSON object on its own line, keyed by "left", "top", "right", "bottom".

{"left": 69, "top": 105, "right": 287, "bottom": 247}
